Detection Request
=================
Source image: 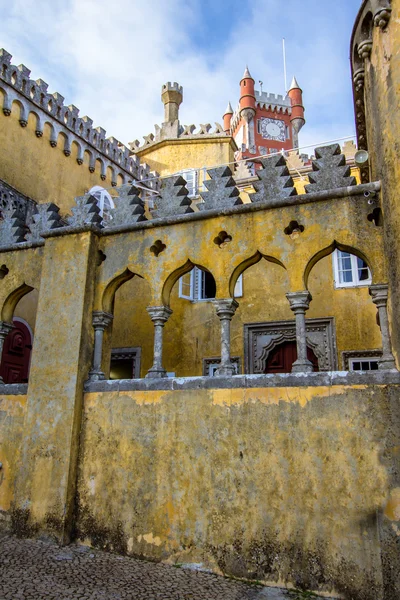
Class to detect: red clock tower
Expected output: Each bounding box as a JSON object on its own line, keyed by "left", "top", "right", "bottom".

{"left": 223, "top": 67, "right": 305, "bottom": 161}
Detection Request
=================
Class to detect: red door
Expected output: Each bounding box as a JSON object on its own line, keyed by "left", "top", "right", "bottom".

{"left": 0, "top": 320, "right": 32, "bottom": 383}
{"left": 265, "top": 340, "right": 319, "bottom": 373}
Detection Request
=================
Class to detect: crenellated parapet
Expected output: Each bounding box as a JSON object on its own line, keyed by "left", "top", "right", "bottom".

{"left": 0, "top": 48, "right": 156, "bottom": 185}
{"left": 350, "top": 0, "right": 392, "bottom": 182}
{"left": 130, "top": 122, "right": 227, "bottom": 152}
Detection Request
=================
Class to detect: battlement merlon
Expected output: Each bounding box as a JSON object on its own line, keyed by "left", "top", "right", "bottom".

{"left": 161, "top": 82, "right": 183, "bottom": 95}
{"left": 255, "top": 90, "right": 292, "bottom": 110}
{"left": 0, "top": 48, "right": 148, "bottom": 183}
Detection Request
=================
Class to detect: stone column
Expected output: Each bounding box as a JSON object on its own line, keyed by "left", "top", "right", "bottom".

{"left": 0, "top": 321, "right": 13, "bottom": 383}
{"left": 369, "top": 284, "right": 396, "bottom": 370}
{"left": 286, "top": 291, "right": 313, "bottom": 373}
{"left": 213, "top": 299, "right": 238, "bottom": 376}
{"left": 88, "top": 311, "right": 114, "bottom": 381}
{"left": 146, "top": 306, "right": 173, "bottom": 378}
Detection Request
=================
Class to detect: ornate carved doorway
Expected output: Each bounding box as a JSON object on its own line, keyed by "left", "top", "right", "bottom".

{"left": 0, "top": 318, "right": 32, "bottom": 383}
{"left": 264, "top": 340, "right": 319, "bottom": 373}
{"left": 244, "top": 318, "right": 337, "bottom": 373}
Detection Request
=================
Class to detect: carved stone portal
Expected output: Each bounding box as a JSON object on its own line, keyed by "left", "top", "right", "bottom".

{"left": 244, "top": 318, "right": 337, "bottom": 374}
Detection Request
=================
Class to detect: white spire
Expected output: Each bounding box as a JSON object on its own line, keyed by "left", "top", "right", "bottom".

{"left": 289, "top": 76, "right": 301, "bottom": 91}
{"left": 243, "top": 65, "right": 253, "bottom": 79}
{"left": 224, "top": 101, "right": 233, "bottom": 115}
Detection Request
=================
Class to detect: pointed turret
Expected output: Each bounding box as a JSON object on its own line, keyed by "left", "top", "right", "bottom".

{"left": 242, "top": 66, "right": 253, "bottom": 80}
{"left": 289, "top": 76, "right": 301, "bottom": 91}
{"left": 223, "top": 101, "right": 234, "bottom": 133}
{"left": 288, "top": 75, "right": 305, "bottom": 148}
{"left": 239, "top": 65, "right": 256, "bottom": 122}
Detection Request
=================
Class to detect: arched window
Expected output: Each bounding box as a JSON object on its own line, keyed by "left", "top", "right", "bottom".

{"left": 332, "top": 249, "right": 371, "bottom": 288}
{"left": 89, "top": 186, "right": 115, "bottom": 223}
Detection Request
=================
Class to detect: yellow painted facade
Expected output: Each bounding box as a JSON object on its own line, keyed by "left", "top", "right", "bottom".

{"left": 0, "top": 4, "right": 400, "bottom": 596}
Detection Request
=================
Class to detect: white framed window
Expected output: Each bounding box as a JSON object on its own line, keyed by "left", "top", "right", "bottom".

{"left": 348, "top": 358, "right": 379, "bottom": 371}
{"left": 332, "top": 249, "right": 371, "bottom": 288}
{"left": 89, "top": 186, "right": 115, "bottom": 223}
{"left": 178, "top": 270, "right": 194, "bottom": 299}
{"left": 178, "top": 268, "right": 243, "bottom": 301}
{"left": 177, "top": 169, "right": 198, "bottom": 197}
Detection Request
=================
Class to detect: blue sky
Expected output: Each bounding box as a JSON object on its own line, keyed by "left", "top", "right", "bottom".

{"left": 1, "top": 0, "right": 362, "bottom": 154}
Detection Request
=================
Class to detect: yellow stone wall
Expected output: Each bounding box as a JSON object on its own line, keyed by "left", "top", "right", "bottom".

{"left": 0, "top": 97, "right": 122, "bottom": 216}
{"left": 76, "top": 383, "right": 399, "bottom": 597}
{"left": 356, "top": 0, "right": 400, "bottom": 363}
{"left": 135, "top": 137, "right": 236, "bottom": 183}
{"left": 0, "top": 394, "right": 26, "bottom": 521}
{"left": 111, "top": 254, "right": 380, "bottom": 377}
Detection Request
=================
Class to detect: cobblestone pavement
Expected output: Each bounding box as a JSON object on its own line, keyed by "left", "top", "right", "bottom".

{"left": 0, "top": 534, "right": 327, "bottom": 600}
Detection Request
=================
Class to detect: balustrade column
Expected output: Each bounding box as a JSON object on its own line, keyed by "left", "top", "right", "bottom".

{"left": 0, "top": 321, "right": 13, "bottom": 383}
{"left": 369, "top": 284, "right": 396, "bottom": 370}
{"left": 146, "top": 306, "right": 173, "bottom": 378}
{"left": 286, "top": 291, "right": 313, "bottom": 373}
{"left": 88, "top": 311, "right": 114, "bottom": 381}
{"left": 213, "top": 299, "right": 238, "bottom": 376}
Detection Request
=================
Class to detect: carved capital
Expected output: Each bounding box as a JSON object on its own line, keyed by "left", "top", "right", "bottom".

{"left": 374, "top": 8, "right": 391, "bottom": 29}
{"left": 286, "top": 291, "right": 312, "bottom": 314}
{"left": 213, "top": 299, "right": 239, "bottom": 321}
{"left": 92, "top": 311, "right": 113, "bottom": 331}
{"left": 146, "top": 306, "right": 173, "bottom": 325}
{"left": 369, "top": 283, "right": 389, "bottom": 308}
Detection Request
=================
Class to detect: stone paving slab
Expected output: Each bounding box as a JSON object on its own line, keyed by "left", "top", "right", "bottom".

{"left": 0, "top": 534, "right": 328, "bottom": 600}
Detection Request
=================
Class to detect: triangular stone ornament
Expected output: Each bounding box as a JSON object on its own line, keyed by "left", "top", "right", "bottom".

{"left": 199, "top": 166, "right": 242, "bottom": 211}
{"left": 0, "top": 206, "right": 26, "bottom": 246}
{"left": 152, "top": 175, "right": 193, "bottom": 219}
{"left": 249, "top": 155, "right": 297, "bottom": 204}
{"left": 67, "top": 194, "right": 103, "bottom": 227}
{"left": 26, "top": 202, "right": 63, "bottom": 242}
{"left": 305, "top": 144, "right": 357, "bottom": 193}
{"left": 109, "top": 184, "right": 147, "bottom": 226}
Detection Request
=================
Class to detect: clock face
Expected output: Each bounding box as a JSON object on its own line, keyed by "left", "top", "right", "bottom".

{"left": 260, "top": 118, "right": 286, "bottom": 142}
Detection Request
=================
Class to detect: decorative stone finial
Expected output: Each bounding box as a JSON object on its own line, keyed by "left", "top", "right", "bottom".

{"left": 152, "top": 175, "right": 193, "bottom": 219}
{"left": 199, "top": 166, "right": 242, "bottom": 211}
{"left": 305, "top": 144, "right": 357, "bottom": 193}
{"left": 109, "top": 184, "right": 147, "bottom": 226}
{"left": 249, "top": 155, "right": 297, "bottom": 204}
{"left": 0, "top": 206, "right": 26, "bottom": 246}
{"left": 26, "top": 203, "right": 63, "bottom": 242}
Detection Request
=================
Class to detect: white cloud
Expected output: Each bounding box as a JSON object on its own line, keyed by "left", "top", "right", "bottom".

{"left": 1, "top": 0, "right": 359, "bottom": 157}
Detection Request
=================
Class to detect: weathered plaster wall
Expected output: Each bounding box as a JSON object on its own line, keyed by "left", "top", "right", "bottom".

{"left": 0, "top": 101, "right": 117, "bottom": 215}
{"left": 361, "top": 1, "right": 400, "bottom": 362}
{"left": 0, "top": 393, "right": 26, "bottom": 529}
{"left": 135, "top": 138, "right": 236, "bottom": 180}
{"left": 12, "top": 232, "right": 98, "bottom": 542}
{"left": 76, "top": 383, "right": 400, "bottom": 600}
{"left": 110, "top": 256, "right": 381, "bottom": 377}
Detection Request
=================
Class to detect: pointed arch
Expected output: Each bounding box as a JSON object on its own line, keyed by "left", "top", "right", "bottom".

{"left": 303, "top": 241, "right": 372, "bottom": 290}
{"left": 1, "top": 283, "right": 34, "bottom": 323}
{"left": 229, "top": 251, "right": 286, "bottom": 298}
{"left": 162, "top": 259, "right": 214, "bottom": 307}
{"left": 102, "top": 268, "right": 138, "bottom": 314}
